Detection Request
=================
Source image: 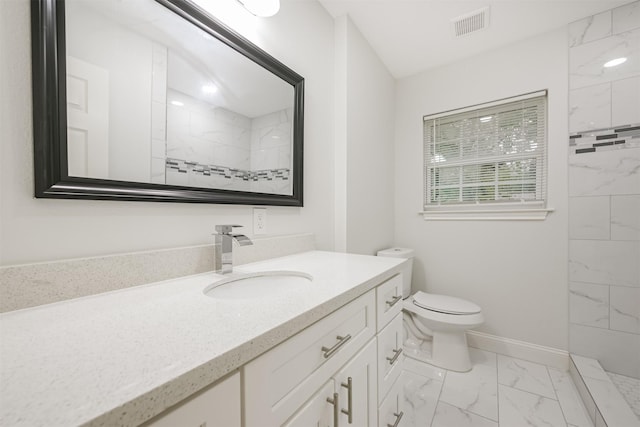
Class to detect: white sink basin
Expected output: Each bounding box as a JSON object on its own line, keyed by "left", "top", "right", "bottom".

{"left": 203, "top": 271, "right": 313, "bottom": 300}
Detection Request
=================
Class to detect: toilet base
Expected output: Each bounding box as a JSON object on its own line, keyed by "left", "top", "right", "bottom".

{"left": 403, "top": 314, "right": 473, "bottom": 373}
{"left": 431, "top": 330, "right": 472, "bottom": 372}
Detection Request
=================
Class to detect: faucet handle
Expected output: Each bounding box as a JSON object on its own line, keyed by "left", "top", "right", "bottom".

{"left": 215, "top": 224, "right": 243, "bottom": 235}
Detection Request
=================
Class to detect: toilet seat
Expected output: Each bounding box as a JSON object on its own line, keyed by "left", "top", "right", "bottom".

{"left": 413, "top": 291, "right": 481, "bottom": 315}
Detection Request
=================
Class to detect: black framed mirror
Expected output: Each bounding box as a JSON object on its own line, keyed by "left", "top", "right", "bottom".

{"left": 31, "top": 0, "right": 304, "bottom": 206}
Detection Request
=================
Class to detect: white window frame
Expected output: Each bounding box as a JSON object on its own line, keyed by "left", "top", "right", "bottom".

{"left": 421, "top": 90, "right": 553, "bottom": 221}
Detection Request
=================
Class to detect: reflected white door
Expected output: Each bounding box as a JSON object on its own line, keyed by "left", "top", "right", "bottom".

{"left": 66, "top": 56, "right": 109, "bottom": 178}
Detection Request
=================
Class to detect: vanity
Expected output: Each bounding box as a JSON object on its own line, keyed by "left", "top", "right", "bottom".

{"left": 0, "top": 251, "right": 408, "bottom": 427}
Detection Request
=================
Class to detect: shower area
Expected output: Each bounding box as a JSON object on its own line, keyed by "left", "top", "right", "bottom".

{"left": 567, "top": 1, "right": 640, "bottom": 425}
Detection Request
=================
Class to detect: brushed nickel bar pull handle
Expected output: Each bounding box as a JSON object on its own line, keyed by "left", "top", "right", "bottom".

{"left": 340, "top": 377, "right": 353, "bottom": 424}
{"left": 386, "top": 295, "right": 402, "bottom": 307}
{"left": 327, "top": 392, "right": 340, "bottom": 427}
{"left": 321, "top": 334, "right": 352, "bottom": 359}
{"left": 387, "top": 411, "right": 404, "bottom": 427}
{"left": 386, "top": 348, "right": 403, "bottom": 365}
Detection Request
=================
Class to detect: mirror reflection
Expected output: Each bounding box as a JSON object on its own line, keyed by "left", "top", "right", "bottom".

{"left": 65, "top": 0, "right": 295, "bottom": 196}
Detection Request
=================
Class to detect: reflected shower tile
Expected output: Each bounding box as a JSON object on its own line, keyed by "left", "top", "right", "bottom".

{"left": 610, "top": 286, "right": 640, "bottom": 333}
{"left": 548, "top": 368, "right": 594, "bottom": 427}
{"left": 439, "top": 362, "right": 498, "bottom": 421}
{"left": 612, "top": 76, "right": 640, "bottom": 126}
{"left": 569, "top": 11, "right": 612, "bottom": 47}
{"left": 570, "top": 28, "right": 640, "bottom": 90}
{"left": 497, "top": 355, "right": 555, "bottom": 399}
{"left": 568, "top": 148, "right": 640, "bottom": 197}
{"left": 613, "top": 1, "right": 640, "bottom": 34}
{"left": 569, "top": 83, "right": 612, "bottom": 133}
{"left": 569, "top": 196, "right": 610, "bottom": 240}
{"left": 498, "top": 385, "right": 567, "bottom": 427}
{"left": 569, "top": 240, "right": 640, "bottom": 287}
{"left": 611, "top": 195, "right": 640, "bottom": 241}
{"left": 431, "top": 401, "right": 498, "bottom": 427}
{"left": 569, "top": 282, "right": 609, "bottom": 328}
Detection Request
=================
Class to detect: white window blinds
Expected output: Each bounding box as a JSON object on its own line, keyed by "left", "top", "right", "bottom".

{"left": 423, "top": 91, "right": 547, "bottom": 213}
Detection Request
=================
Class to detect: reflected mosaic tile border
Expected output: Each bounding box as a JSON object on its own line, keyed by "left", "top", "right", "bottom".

{"left": 166, "top": 158, "right": 290, "bottom": 181}
{"left": 569, "top": 124, "right": 640, "bottom": 155}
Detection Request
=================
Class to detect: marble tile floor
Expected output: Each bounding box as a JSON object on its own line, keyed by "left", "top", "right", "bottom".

{"left": 402, "top": 348, "right": 594, "bottom": 427}
{"left": 608, "top": 372, "right": 640, "bottom": 420}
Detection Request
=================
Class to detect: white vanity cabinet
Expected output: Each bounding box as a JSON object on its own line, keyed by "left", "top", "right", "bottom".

{"left": 145, "top": 371, "right": 240, "bottom": 427}
{"left": 244, "top": 289, "right": 376, "bottom": 427}
{"left": 375, "top": 274, "right": 405, "bottom": 427}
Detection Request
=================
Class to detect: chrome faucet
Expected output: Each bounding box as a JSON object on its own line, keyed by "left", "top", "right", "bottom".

{"left": 214, "top": 225, "right": 253, "bottom": 274}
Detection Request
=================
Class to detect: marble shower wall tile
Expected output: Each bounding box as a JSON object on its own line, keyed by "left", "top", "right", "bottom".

{"left": 570, "top": 28, "right": 640, "bottom": 90}
{"left": 613, "top": 1, "right": 640, "bottom": 34}
{"left": 568, "top": 147, "right": 640, "bottom": 197}
{"left": 570, "top": 323, "right": 640, "bottom": 378}
{"left": 569, "top": 10, "right": 612, "bottom": 47}
{"left": 569, "top": 83, "right": 612, "bottom": 133}
{"left": 611, "top": 195, "right": 640, "bottom": 241}
{"left": 569, "top": 282, "right": 610, "bottom": 328}
{"left": 569, "top": 240, "right": 640, "bottom": 287}
{"left": 609, "top": 286, "right": 640, "bottom": 333}
{"left": 569, "top": 196, "right": 610, "bottom": 240}
{"left": 612, "top": 76, "right": 640, "bottom": 126}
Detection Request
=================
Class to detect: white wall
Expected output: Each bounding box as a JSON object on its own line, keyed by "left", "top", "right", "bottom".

{"left": 394, "top": 29, "right": 570, "bottom": 350}
{"left": 0, "top": 0, "right": 335, "bottom": 265}
{"left": 334, "top": 16, "right": 396, "bottom": 255}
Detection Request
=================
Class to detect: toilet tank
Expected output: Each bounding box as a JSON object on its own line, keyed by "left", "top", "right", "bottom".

{"left": 377, "top": 248, "right": 414, "bottom": 298}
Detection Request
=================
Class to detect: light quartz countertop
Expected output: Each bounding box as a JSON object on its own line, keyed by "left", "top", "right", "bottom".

{"left": 0, "top": 250, "right": 405, "bottom": 427}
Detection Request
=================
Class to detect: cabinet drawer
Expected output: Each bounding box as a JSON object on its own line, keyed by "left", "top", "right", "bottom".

{"left": 378, "top": 375, "right": 405, "bottom": 427}
{"left": 376, "top": 274, "right": 403, "bottom": 331}
{"left": 244, "top": 290, "right": 376, "bottom": 427}
{"left": 377, "top": 312, "right": 404, "bottom": 403}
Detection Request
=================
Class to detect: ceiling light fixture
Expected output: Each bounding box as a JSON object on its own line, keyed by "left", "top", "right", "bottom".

{"left": 604, "top": 57, "right": 627, "bottom": 68}
{"left": 202, "top": 84, "right": 218, "bottom": 95}
{"left": 479, "top": 116, "right": 492, "bottom": 123}
{"left": 237, "top": 0, "right": 280, "bottom": 17}
{"left": 170, "top": 100, "right": 184, "bottom": 107}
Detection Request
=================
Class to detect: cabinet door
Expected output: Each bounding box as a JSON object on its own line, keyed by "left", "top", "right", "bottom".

{"left": 334, "top": 339, "right": 377, "bottom": 427}
{"left": 378, "top": 375, "right": 404, "bottom": 427}
{"left": 283, "top": 380, "right": 335, "bottom": 427}
{"left": 147, "top": 371, "right": 240, "bottom": 427}
{"left": 377, "top": 313, "right": 404, "bottom": 403}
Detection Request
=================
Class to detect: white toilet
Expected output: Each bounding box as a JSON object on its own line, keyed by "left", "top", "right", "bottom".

{"left": 377, "top": 248, "right": 484, "bottom": 372}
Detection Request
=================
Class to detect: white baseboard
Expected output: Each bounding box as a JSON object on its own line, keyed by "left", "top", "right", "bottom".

{"left": 466, "top": 330, "right": 569, "bottom": 370}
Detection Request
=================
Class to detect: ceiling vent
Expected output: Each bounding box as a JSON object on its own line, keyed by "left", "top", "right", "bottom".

{"left": 452, "top": 7, "right": 490, "bottom": 37}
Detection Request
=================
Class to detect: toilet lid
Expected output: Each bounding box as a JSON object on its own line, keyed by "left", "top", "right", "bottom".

{"left": 413, "top": 292, "right": 481, "bottom": 315}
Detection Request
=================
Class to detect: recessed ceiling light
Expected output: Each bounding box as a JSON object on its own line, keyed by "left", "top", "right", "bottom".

{"left": 479, "top": 116, "right": 492, "bottom": 123}
{"left": 604, "top": 57, "right": 627, "bottom": 68}
{"left": 202, "top": 84, "right": 218, "bottom": 95}
{"left": 170, "top": 100, "right": 184, "bottom": 107}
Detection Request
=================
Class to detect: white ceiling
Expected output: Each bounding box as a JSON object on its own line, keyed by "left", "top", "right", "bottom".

{"left": 318, "top": 0, "right": 630, "bottom": 78}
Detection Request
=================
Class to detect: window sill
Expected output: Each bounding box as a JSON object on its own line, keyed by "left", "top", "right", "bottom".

{"left": 420, "top": 207, "right": 554, "bottom": 221}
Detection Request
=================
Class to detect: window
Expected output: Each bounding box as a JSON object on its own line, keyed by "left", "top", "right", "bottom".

{"left": 423, "top": 91, "right": 551, "bottom": 220}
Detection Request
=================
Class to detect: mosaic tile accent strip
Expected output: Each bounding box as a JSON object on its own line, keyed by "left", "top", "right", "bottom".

{"left": 608, "top": 371, "right": 640, "bottom": 420}
{"left": 569, "top": 123, "right": 640, "bottom": 155}
{"left": 166, "top": 158, "right": 290, "bottom": 182}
